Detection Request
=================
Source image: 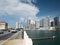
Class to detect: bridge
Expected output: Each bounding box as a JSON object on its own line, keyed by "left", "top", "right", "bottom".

{"left": 0, "top": 30, "right": 33, "bottom": 45}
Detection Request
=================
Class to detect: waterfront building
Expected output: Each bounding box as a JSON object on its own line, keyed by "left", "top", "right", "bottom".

{"left": 40, "top": 19, "right": 44, "bottom": 27}
{"left": 35, "top": 21, "right": 40, "bottom": 29}
{"left": 40, "top": 16, "right": 50, "bottom": 27}
{"left": 54, "top": 16, "right": 60, "bottom": 30}
{"left": 54, "top": 16, "right": 59, "bottom": 27}
{"left": 44, "top": 16, "right": 50, "bottom": 27}
{"left": 0, "top": 22, "right": 8, "bottom": 30}
{"left": 39, "top": 16, "right": 50, "bottom": 30}
{"left": 51, "top": 21, "right": 55, "bottom": 27}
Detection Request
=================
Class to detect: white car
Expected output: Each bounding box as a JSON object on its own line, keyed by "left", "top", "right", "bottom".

{"left": 10, "top": 30, "right": 17, "bottom": 33}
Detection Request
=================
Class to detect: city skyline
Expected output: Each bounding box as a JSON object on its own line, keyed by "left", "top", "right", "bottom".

{"left": 0, "top": 0, "right": 60, "bottom": 28}
{"left": 0, "top": 16, "right": 59, "bottom": 29}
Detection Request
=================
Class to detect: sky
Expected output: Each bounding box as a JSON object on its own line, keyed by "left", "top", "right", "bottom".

{"left": 0, "top": 0, "right": 60, "bottom": 28}
{"left": 36, "top": 0, "right": 60, "bottom": 17}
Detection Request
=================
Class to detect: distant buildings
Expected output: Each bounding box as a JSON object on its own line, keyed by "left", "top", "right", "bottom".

{"left": 50, "top": 16, "right": 60, "bottom": 30}
{"left": 51, "top": 21, "right": 55, "bottom": 27}
{"left": 54, "top": 16, "right": 59, "bottom": 27}
{"left": 0, "top": 16, "right": 59, "bottom": 30}
{"left": 0, "top": 22, "right": 8, "bottom": 30}
{"left": 15, "top": 22, "right": 24, "bottom": 29}
{"left": 25, "top": 16, "right": 51, "bottom": 30}
{"left": 30, "top": 24, "right": 35, "bottom": 30}
{"left": 44, "top": 16, "right": 50, "bottom": 27}
{"left": 15, "top": 16, "right": 60, "bottom": 30}
{"left": 40, "top": 16, "right": 50, "bottom": 27}
{"left": 26, "top": 19, "right": 31, "bottom": 30}
{"left": 35, "top": 21, "right": 40, "bottom": 29}
{"left": 54, "top": 16, "right": 60, "bottom": 30}
{"left": 40, "top": 19, "right": 44, "bottom": 27}
{"left": 16, "top": 22, "right": 19, "bottom": 29}
{"left": 23, "top": 16, "right": 60, "bottom": 30}
{"left": 39, "top": 16, "right": 50, "bottom": 30}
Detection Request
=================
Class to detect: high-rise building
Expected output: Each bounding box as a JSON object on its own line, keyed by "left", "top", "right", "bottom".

{"left": 54, "top": 16, "right": 59, "bottom": 27}
{"left": 16, "top": 22, "right": 19, "bottom": 29}
{"left": 44, "top": 16, "right": 50, "bottom": 27}
{"left": 35, "top": 21, "right": 40, "bottom": 29}
{"left": 40, "top": 16, "right": 50, "bottom": 28}
{"left": 51, "top": 21, "right": 55, "bottom": 27}
{"left": 40, "top": 19, "right": 44, "bottom": 27}
{"left": 19, "top": 23, "right": 21, "bottom": 28}
{"left": 27, "top": 19, "right": 31, "bottom": 30}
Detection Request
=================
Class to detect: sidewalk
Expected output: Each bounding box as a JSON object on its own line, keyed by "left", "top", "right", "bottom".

{"left": 5, "top": 39, "right": 24, "bottom": 45}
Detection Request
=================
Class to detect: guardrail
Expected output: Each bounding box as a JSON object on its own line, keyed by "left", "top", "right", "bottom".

{"left": 0, "top": 31, "right": 22, "bottom": 45}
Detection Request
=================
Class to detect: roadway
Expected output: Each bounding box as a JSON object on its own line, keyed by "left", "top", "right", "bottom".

{"left": 0, "top": 31, "right": 11, "bottom": 37}
{"left": 0, "top": 31, "right": 15, "bottom": 44}
{"left": 0, "top": 33, "right": 14, "bottom": 40}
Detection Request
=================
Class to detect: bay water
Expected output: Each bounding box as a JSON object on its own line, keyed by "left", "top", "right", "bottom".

{"left": 26, "top": 30, "right": 60, "bottom": 45}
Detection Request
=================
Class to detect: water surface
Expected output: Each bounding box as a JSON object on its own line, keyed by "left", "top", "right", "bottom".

{"left": 26, "top": 30, "right": 60, "bottom": 45}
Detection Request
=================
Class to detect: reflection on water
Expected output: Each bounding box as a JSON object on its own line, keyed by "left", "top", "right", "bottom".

{"left": 26, "top": 30, "right": 60, "bottom": 45}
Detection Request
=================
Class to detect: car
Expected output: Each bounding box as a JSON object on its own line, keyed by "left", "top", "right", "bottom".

{"left": 8, "top": 30, "right": 11, "bottom": 32}
{"left": 0, "top": 30, "right": 4, "bottom": 34}
{"left": 11, "top": 30, "right": 17, "bottom": 33}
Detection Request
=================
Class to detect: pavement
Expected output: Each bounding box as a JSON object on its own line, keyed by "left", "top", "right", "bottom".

{"left": 5, "top": 39, "right": 24, "bottom": 45}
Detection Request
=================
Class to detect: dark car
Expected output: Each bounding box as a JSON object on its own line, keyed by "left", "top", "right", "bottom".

{"left": 8, "top": 30, "right": 10, "bottom": 32}
{"left": 0, "top": 30, "right": 4, "bottom": 34}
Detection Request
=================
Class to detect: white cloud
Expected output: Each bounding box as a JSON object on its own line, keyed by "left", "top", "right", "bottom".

{"left": 0, "top": 0, "right": 39, "bottom": 24}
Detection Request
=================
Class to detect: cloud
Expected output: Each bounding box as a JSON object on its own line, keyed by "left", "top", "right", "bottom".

{"left": 0, "top": 0, "right": 39, "bottom": 24}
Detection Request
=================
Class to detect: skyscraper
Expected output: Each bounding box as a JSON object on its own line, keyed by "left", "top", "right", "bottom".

{"left": 51, "top": 21, "right": 55, "bottom": 27}
{"left": 16, "top": 22, "right": 19, "bottom": 29}
{"left": 44, "top": 16, "right": 50, "bottom": 27}
{"left": 27, "top": 19, "right": 31, "bottom": 30}
{"left": 54, "top": 16, "right": 59, "bottom": 27}
{"left": 35, "top": 21, "right": 40, "bottom": 29}
{"left": 40, "top": 19, "right": 44, "bottom": 27}
{"left": 40, "top": 16, "right": 50, "bottom": 28}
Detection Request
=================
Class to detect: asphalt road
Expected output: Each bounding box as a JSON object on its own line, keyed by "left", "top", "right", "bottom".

{"left": 0, "top": 33, "right": 14, "bottom": 40}
{"left": 0, "top": 31, "right": 11, "bottom": 37}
